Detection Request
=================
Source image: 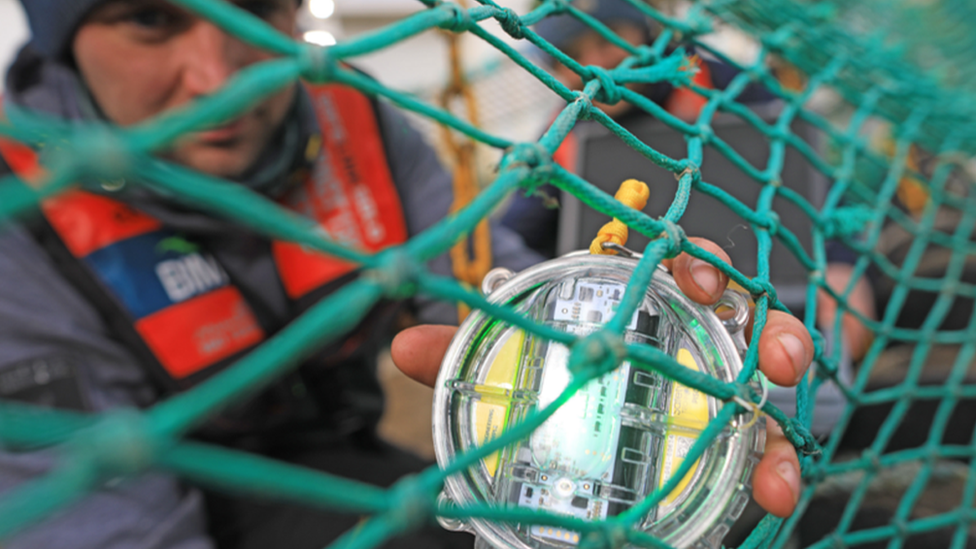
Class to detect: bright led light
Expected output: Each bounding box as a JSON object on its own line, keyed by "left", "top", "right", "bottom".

{"left": 303, "top": 30, "right": 336, "bottom": 46}
{"left": 308, "top": 0, "right": 335, "bottom": 19}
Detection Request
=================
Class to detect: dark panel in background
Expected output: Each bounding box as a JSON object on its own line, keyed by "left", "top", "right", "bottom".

{"left": 558, "top": 105, "right": 828, "bottom": 311}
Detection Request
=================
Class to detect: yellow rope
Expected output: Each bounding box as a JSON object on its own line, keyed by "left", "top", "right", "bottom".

{"left": 589, "top": 179, "right": 650, "bottom": 254}
{"left": 878, "top": 130, "right": 929, "bottom": 218}
{"left": 439, "top": 2, "right": 492, "bottom": 321}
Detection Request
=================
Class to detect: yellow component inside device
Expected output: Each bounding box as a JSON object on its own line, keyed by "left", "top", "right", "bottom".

{"left": 472, "top": 329, "right": 524, "bottom": 476}
{"left": 658, "top": 347, "right": 709, "bottom": 506}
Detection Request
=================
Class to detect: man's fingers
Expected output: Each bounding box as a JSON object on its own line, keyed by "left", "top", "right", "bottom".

{"left": 662, "top": 237, "right": 732, "bottom": 306}
{"left": 659, "top": 236, "right": 807, "bottom": 516}
{"left": 745, "top": 310, "right": 814, "bottom": 387}
{"left": 391, "top": 259, "right": 810, "bottom": 520}
{"left": 753, "top": 421, "right": 801, "bottom": 517}
{"left": 390, "top": 324, "right": 457, "bottom": 388}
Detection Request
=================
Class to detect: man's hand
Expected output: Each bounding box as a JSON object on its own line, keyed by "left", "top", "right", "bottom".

{"left": 392, "top": 238, "right": 812, "bottom": 518}
{"left": 817, "top": 263, "right": 875, "bottom": 362}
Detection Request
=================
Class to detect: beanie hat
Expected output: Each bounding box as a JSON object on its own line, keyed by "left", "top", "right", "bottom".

{"left": 18, "top": 0, "right": 106, "bottom": 59}
{"left": 18, "top": 0, "right": 305, "bottom": 60}
{"left": 534, "top": 0, "right": 651, "bottom": 52}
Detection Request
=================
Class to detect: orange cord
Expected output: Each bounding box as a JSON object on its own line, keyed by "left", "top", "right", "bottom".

{"left": 589, "top": 179, "right": 650, "bottom": 254}
{"left": 439, "top": 3, "right": 492, "bottom": 321}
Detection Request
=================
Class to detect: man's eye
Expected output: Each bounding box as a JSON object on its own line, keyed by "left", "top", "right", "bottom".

{"left": 125, "top": 7, "right": 177, "bottom": 28}
{"left": 237, "top": 1, "right": 279, "bottom": 19}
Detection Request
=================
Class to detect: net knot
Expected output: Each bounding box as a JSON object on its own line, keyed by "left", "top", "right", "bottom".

{"left": 368, "top": 250, "right": 419, "bottom": 298}
{"left": 300, "top": 43, "right": 337, "bottom": 83}
{"left": 387, "top": 475, "right": 437, "bottom": 530}
{"left": 761, "top": 25, "right": 796, "bottom": 50}
{"left": 72, "top": 410, "right": 156, "bottom": 477}
{"left": 502, "top": 142, "right": 552, "bottom": 181}
{"left": 809, "top": 3, "right": 838, "bottom": 21}
{"left": 674, "top": 163, "right": 700, "bottom": 184}
{"left": 808, "top": 464, "right": 827, "bottom": 484}
{"left": 437, "top": 3, "right": 472, "bottom": 32}
{"left": 696, "top": 122, "right": 714, "bottom": 142}
{"left": 569, "top": 330, "right": 626, "bottom": 381}
{"left": 861, "top": 448, "right": 882, "bottom": 473}
{"left": 580, "top": 523, "right": 629, "bottom": 549}
{"left": 573, "top": 91, "right": 594, "bottom": 119}
{"left": 657, "top": 219, "right": 686, "bottom": 259}
{"left": 66, "top": 126, "right": 133, "bottom": 182}
{"left": 754, "top": 279, "right": 779, "bottom": 304}
{"left": 829, "top": 532, "right": 848, "bottom": 549}
{"left": 610, "top": 50, "right": 698, "bottom": 88}
{"left": 809, "top": 329, "right": 828, "bottom": 363}
{"left": 546, "top": 0, "right": 571, "bottom": 14}
{"left": 758, "top": 211, "right": 781, "bottom": 235}
{"left": 634, "top": 44, "right": 658, "bottom": 65}
{"left": 786, "top": 416, "right": 821, "bottom": 456}
{"left": 495, "top": 7, "right": 526, "bottom": 40}
{"left": 821, "top": 205, "right": 872, "bottom": 239}
{"left": 892, "top": 518, "right": 910, "bottom": 539}
{"left": 683, "top": 12, "right": 714, "bottom": 37}
{"left": 582, "top": 66, "right": 623, "bottom": 105}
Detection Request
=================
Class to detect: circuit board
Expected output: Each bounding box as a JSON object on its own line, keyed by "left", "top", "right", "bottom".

{"left": 500, "top": 279, "right": 670, "bottom": 544}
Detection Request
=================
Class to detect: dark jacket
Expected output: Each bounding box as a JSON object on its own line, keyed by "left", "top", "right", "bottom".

{"left": 0, "top": 45, "right": 541, "bottom": 549}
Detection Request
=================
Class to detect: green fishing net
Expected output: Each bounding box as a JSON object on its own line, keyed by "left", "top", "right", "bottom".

{"left": 1, "top": 0, "right": 974, "bottom": 547}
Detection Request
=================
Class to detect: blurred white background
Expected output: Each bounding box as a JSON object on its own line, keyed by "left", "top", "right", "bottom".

{"left": 0, "top": 0, "right": 29, "bottom": 87}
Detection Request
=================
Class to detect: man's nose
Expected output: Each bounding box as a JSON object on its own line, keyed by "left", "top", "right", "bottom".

{"left": 179, "top": 22, "right": 250, "bottom": 97}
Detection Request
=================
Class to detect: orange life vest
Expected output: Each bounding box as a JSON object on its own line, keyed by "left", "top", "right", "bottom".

{"left": 0, "top": 83, "right": 407, "bottom": 391}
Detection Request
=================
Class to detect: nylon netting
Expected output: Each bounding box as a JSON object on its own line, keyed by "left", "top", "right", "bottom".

{"left": 1, "top": 0, "right": 974, "bottom": 547}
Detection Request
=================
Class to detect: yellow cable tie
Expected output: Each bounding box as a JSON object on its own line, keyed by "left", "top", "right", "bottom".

{"left": 589, "top": 179, "right": 650, "bottom": 255}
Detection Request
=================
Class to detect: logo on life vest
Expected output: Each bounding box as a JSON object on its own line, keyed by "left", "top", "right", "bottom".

{"left": 156, "top": 236, "right": 200, "bottom": 255}
{"left": 155, "top": 253, "right": 229, "bottom": 303}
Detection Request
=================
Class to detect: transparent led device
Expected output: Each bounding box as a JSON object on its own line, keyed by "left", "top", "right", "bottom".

{"left": 432, "top": 251, "right": 765, "bottom": 549}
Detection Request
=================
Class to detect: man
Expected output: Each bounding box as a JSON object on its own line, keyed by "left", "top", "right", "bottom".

{"left": 503, "top": 0, "right": 775, "bottom": 259}
{"left": 0, "top": 0, "right": 813, "bottom": 547}
{"left": 502, "top": 0, "right": 874, "bottom": 391}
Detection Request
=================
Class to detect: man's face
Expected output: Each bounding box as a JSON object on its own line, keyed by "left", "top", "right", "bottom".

{"left": 553, "top": 23, "right": 646, "bottom": 118}
{"left": 72, "top": 0, "right": 298, "bottom": 179}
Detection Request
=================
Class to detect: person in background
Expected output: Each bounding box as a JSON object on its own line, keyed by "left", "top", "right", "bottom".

{"left": 502, "top": 0, "right": 875, "bottom": 368}
{"left": 502, "top": 0, "right": 774, "bottom": 259}
{"left": 0, "top": 1, "right": 814, "bottom": 547}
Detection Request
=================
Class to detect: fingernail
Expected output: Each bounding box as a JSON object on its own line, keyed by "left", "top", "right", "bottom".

{"left": 689, "top": 259, "right": 721, "bottom": 298}
{"left": 777, "top": 333, "right": 807, "bottom": 383}
{"left": 776, "top": 460, "right": 801, "bottom": 506}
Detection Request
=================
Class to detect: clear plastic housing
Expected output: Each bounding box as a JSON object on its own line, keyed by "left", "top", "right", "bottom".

{"left": 432, "top": 252, "right": 765, "bottom": 549}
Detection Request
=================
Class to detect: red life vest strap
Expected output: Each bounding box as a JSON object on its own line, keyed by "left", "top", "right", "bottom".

{"left": 273, "top": 83, "right": 408, "bottom": 299}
